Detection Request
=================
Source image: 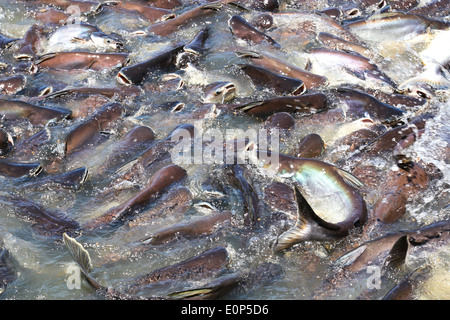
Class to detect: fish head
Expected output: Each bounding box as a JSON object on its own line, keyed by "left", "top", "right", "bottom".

{"left": 90, "top": 32, "right": 123, "bottom": 51}
{"left": 203, "top": 81, "right": 236, "bottom": 103}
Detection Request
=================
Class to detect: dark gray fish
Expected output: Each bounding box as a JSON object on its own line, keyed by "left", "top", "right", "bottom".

{"left": 0, "top": 128, "right": 14, "bottom": 156}
{"left": 0, "top": 75, "right": 26, "bottom": 95}
{"left": 226, "top": 164, "right": 259, "bottom": 227}
{"left": 63, "top": 233, "right": 166, "bottom": 300}
{"left": 117, "top": 44, "right": 184, "bottom": 85}
{"left": 382, "top": 265, "right": 432, "bottom": 300}
{"left": 233, "top": 93, "right": 327, "bottom": 118}
{"left": 82, "top": 164, "right": 187, "bottom": 230}
{"left": 64, "top": 102, "right": 124, "bottom": 156}
{"left": 0, "top": 160, "right": 42, "bottom": 178}
{"left": 145, "top": 2, "right": 223, "bottom": 37}
{"left": 0, "top": 247, "right": 17, "bottom": 297}
{"left": 113, "top": 1, "right": 175, "bottom": 23}
{"left": 168, "top": 262, "right": 283, "bottom": 300}
{"left": 228, "top": 15, "right": 280, "bottom": 48}
{"left": 0, "top": 32, "right": 19, "bottom": 50}
{"left": 14, "top": 24, "right": 46, "bottom": 60}
{"left": 293, "top": 133, "right": 325, "bottom": 159}
{"left": 238, "top": 63, "right": 306, "bottom": 96}
{"left": 127, "top": 246, "right": 229, "bottom": 295}
{"left": 203, "top": 81, "right": 237, "bottom": 103}
{"left": 176, "top": 27, "right": 209, "bottom": 69}
{"left": 20, "top": 167, "right": 89, "bottom": 190}
{"left": 2, "top": 196, "right": 81, "bottom": 238}
{"left": 265, "top": 112, "right": 295, "bottom": 131}
{"left": 139, "top": 210, "right": 232, "bottom": 245}
{"left": 374, "top": 161, "right": 429, "bottom": 223}
{"left": 236, "top": 50, "right": 327, "bottom": 89}
{"left": 36, "top": 51, "right": 129, "bottom": 71}
{"left": 334, "top": 88, "right": 405, "bottom": 125}
{"left": 308, "top": 48, "right": 396, "bottom": 87}
{"left": 0, "top": 99, "right": 71, "bottom": 126}
{"left": 96, "top": 125, "right": 156, "bottom": 176}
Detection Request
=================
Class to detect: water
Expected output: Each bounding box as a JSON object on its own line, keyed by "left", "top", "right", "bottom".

{"left": 0, "top": 0, "right": 449, "bottom": 300}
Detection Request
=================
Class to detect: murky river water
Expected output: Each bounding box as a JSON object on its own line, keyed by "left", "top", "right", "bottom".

{"left": 0, "top": 0, "right": 449, "bottom": 300}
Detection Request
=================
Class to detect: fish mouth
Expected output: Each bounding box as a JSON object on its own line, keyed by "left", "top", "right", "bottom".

{"left": 117, "top": 71, "right": 132, "bottom": 85}
{"left": 29, "top": 164, "right": 43, "bottom": 177}
{"left": 292, "top": 82, "right": 306, "bottom": 95}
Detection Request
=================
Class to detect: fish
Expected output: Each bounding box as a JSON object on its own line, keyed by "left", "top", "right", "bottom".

{"left": 37, "top": 0, "right": 117, "bottom": 15}
{"left": 228, "top": 15, "right": 280, "bottom": 48}
{"left": 64, "top": 102, "right": 124, "bottom": 156}
{"left": 0, "top": 160, "right": 43, "bottom": 180}
{"left": 82, "top": 164, "right": 187, "bottom": 230}
{"left": 20, "top": 166, "right": 89, "bottom": 190}
{"left": 175, "top": 27, "right": 209, "bottom": 69}
{"left": 95, "top": 125, "right": 156, "bottom": 176}
{"left": 145, "top": 2, "right": 223, "bottom": 37}
{"left": 0, "top": 247, "right": 17, "bottom": 297}
{"left": 346, "top": 12, "right": 450, "bottom": 42}
{"left": 233, "top": 93, "right": 327, "bottom": 118}
{"left": 139, "top": 210, "right": 232, "bottom": 245}
{"left": 265, "top": 112, "right": 296, "bottom": 131}
{"left": 113, "top": 1, "right": 175, "bottom": 23}
{"left": 317, "top": 32, "right": 374, "bottom": 59}
{"left": 203, "top": 81, "right": 236, "bottom": 103}
{"left": 0, "top": 75, "right": 26, "bottom": 95}
{"left": 1, "top": 195, "right": 81, "bottom": 238}
{"left": 238, "top": 64, "right": 306, "bottom": 96}
{"left": 0, "top": 32, "right": 19, "bottom": 50}
{"left": 226, "top": 164, "right": 259, "bottom": 227}
{"left": 382, "top": 265, "right": 433, "bottom": 300}
{"left": 117, "top": 44, "right": 184, "bottom": 85}
{"left": 14, "top": 24, "right": 46, "bottom": 60}
{"left": 0, "top": 128, "right": 14, "bottom": 156}
{"left": 334, "top": 88, "right": 405, "bottom": 125}
{"left": 33, "top": 7, "right": 70, "bottom": 25}
{"left": 408, "top": 0, "right": 450, "bottom": 17}
{"left": 236, "top": 50, "right": 327, "bottom": 89}
{"left": 374, "top": 161, "right": 429, "bottom": 223}
{"left": 45, "top": 22, "right": 123, "bottom": 52}
{"left": 0, "top": 99, "right": 71, "bottom": 126}
{"left": 146, "top": 0, "right": 182, "bottom": 10}
{"left": 126, "top": 185, "right": 192, "bottom": 228}
{"left": 292, "top": 133, "right": 325, "bottom": 159}
{"left": 168, "top": 262, "right": 283, "bottom": 300}
{"left": 126, "top": 246, "right": 229, "bottom": 295}
{"left": 307, "top": 48, "right": 396, "bottom": 87}
{"left": 63, "top": 233, "right": 165, "bottom": 300}
{"left": 251, "top": 151, "right": 367, "bottom": 251}
{"left": 36, "top": 51, "right": 129, "bottom": 71}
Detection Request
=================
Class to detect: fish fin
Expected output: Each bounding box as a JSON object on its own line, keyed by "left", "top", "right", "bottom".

{"left": 35, "top": 53, "right": 57, "bottom": 65}
{"left": 63, "top": 233, "right": 103, "bottom": 290}
{"left": 233, "top": 101, "right": 264, "bottom": 112}
{"left": 384, "top": 235, "right": 409, "bottom": 270}
{"left": 168, "top": 288, "right": 214, "bottom": 299}
{"left": 63, "top": 233, "right": 93, "bottom": 274}
{"left": 334, "top": 244, "right": 367, "bottom": 268}
{"left": 273, "top": 186, "right": 340, "bottom": 251}
{"left": 294, "top": 186, "right": 340, "bottom": 231}
{"left": 335, "top": 167, "right": 365, "bottom": 189}
{"left": 235, "top": 51, "right": 262, "bottom": 59}
{"left": 70, "top": 37, "right": 89, "bottom": 44}
{"left": 344, "top": 66, "right": 366, "bottom": 80}
{"left": 304, "top": 59, "right": 312, "bottom": 71}
{"left": 113, "top": 157, "right": 139, "bottom": 176}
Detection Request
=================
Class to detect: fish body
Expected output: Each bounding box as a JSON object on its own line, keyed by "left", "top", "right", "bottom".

{"left": 0, "top": 99, "right": 71, "bottom": 125}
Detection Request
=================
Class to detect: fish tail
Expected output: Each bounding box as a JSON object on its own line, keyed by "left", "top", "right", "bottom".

{"left": 273, "top": 220, "right": 310, "bottom": 252}
{"left": 63, "top": 233, "right": 102, "bottom": 290}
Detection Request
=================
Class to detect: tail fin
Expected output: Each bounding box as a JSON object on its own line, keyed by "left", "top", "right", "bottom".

{"left": 273, "top": 186, "right": 340, "bottom": 251}
{"left": 63, "top": 233, "right": 101, "bottom": 290}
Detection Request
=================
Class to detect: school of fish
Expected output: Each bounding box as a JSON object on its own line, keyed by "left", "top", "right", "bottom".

{"left": 0, "top": 0, "right": 449, "bottom": 300}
